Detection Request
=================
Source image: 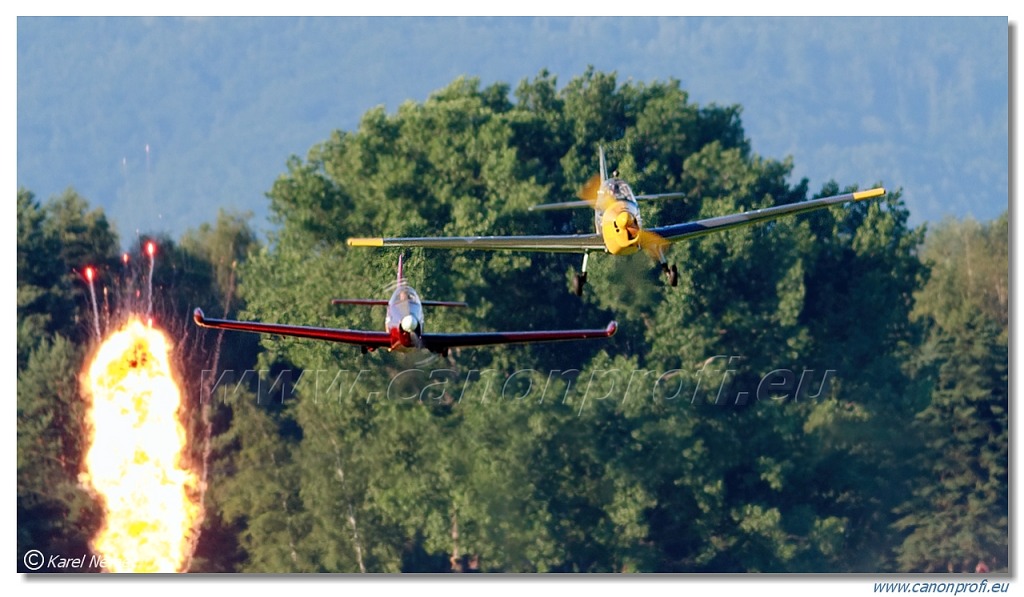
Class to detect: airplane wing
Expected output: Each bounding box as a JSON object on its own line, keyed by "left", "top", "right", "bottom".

{"left": 193, "top": 308, "right": 392, "bottom": 349}
{"left": 421, "top": 321, "right": 617, "bottom": 352}
{"left": 347, "top": 233, "right": 605, "bottom": 253}
{"left": 649, "top": 188, "right": 885, "bottom": 243}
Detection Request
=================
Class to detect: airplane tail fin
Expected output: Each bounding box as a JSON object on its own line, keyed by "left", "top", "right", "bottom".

{"left": 397, "top": 253, "right": 405, "bottom": 284}
{"left": 599, "top": 146, "right": 608, "bottom": 183}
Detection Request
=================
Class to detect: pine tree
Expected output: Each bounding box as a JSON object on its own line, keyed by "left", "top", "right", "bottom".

{"left": 895, "top": 311, "right": 1008, "bottom": 572}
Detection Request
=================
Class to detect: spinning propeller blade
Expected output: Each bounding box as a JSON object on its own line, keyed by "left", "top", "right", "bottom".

{"left": 638, "top": 229, "right": 670, "bottom": 262}
{"left": 528, "top": 174, "right": 610, "bottom": 212}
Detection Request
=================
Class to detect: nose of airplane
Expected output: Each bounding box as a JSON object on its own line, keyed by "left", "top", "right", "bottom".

{"left": 400, "top": 314, "right": 418, "bottom": 333}
{"left": 616, "top": 211, "right": 631, "bottom": 228}
{"left": 616, "top": 211, "right": 639, "bottom": 240}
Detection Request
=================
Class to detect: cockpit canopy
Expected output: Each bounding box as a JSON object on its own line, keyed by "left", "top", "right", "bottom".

{"left": 386, "top": 284, "right": 424, "bottom": 333}
{"left": 390, "top": 285, "right": 421, "bottom": 306}
{"left": 605, "top": 179, "right": 635, "bottom": 202}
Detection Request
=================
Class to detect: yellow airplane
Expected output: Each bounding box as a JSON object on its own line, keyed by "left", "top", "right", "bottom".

{"left": 348, "top": 147, "right": 886, "bottom": 296}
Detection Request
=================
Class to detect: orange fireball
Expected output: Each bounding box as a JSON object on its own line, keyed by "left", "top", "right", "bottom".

{"left": 80, "top": 318, "right": 200, "bottom": 572}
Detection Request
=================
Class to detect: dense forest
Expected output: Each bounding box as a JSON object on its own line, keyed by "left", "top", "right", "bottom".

{"left": 16, "top": 69, "right": 1009, "bottom": 573}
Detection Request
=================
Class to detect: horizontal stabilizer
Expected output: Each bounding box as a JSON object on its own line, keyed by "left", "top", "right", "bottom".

{"left": 635, "top": 192, "right": 687, "bottom": 201}
{"left": 332, "top": 299, "right": 390, "bottom": 306}
{"left": 528, "top": 190, "right": 685, "bottom": 210}
{"left": 528, "top": 200, "right": 593, "bottom": 211}
{"left": 422, "top": 300, "right": 469, "bottom": 308}
{"left": 332, "top": 298, "right": 467, "bottom": 308}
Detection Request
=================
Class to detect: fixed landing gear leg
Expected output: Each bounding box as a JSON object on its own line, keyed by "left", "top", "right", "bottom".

{"left": 658, "top": 254, "right": 679, "bottom": 288}
{"left": 573, "top": 252, "right": 589, "bottom": 296}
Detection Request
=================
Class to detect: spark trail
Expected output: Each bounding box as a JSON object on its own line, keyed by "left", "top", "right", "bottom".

{"left": 146, "top": 241, "right": 155, "bottom": 318}
{"left": 84, "top": 266, "right": 101, "bottom": 342}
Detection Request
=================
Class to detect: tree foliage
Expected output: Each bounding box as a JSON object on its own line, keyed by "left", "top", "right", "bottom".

{"left": 17, "top": 189, "right": 117, "bottom": 571}
{"left": 895, "top": 215, "right": 1009, "bottom": 572}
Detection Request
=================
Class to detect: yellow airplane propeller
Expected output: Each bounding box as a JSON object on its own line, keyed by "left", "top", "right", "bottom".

{"left": 639, "top": 229, "right": 670, "bottom": 262}
{"left": 577, "top": 174, "right": 610, "bottom": 210}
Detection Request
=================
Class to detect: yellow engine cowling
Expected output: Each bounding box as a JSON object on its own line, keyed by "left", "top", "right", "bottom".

{"left": 600, "top": 204, "right": 642, "bottom": 255}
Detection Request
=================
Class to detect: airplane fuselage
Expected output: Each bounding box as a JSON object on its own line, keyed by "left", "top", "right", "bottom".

{"left": 595, "top": 178, "right": 643, "bottom": 255}
{"left": 384, "top": 282, "right": 425, "bottom": 351}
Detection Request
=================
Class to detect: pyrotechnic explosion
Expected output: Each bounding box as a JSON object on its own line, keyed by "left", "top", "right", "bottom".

{"left": 78, "top": 242, "right": 202, "bottom": 572}
{"left": 80, "top": 318, "right": 200, "bottom": 572}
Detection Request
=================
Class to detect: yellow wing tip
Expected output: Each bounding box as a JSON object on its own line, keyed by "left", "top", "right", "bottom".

{"left": 852, "top": 188, "right": 886, "bottom": 201}
{"left": 347, "top": 238, "right": 384, "bottom": 247}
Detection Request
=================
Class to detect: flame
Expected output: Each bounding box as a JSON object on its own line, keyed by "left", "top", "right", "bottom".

{"left": 81, "top": 318, "right": 200, "bottom": 572}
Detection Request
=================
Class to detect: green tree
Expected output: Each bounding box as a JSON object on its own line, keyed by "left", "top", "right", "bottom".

{"left": 17, "top": 335, "right": 103, "bottom": 571}
{"left": 174, "top": 210, "right": 260, "bottom": 572}
{"left": 17, "top": 188, "right": 120, "bottom": 571}
{"left": 895, "top": 312, "right": 1008, "bottom": 571}
{"left": 912, "top": 214, "right": 1008, "bottom": 339}
{"left": 17, "top": 188, "right": 119, "bottom": 365}
{"left": 208, "top": 382, "right": 312, "bottom": 572}
{"left": 894, "top": 213, "right": 1009, "bottom": 572}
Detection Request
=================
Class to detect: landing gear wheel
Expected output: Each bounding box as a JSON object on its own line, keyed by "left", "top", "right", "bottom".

{"left": 668, "top": 264, "right": 679, "bottom": 287}
{"left": 573, "top": 272, "right": 587, "bottom": 297}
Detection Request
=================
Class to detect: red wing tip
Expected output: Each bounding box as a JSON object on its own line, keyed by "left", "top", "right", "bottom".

{"left": 193, "top": 308, "right": 206, "bottom": 325}
{"left": 606, "top": 321, "right": 618, "bottom": 336}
